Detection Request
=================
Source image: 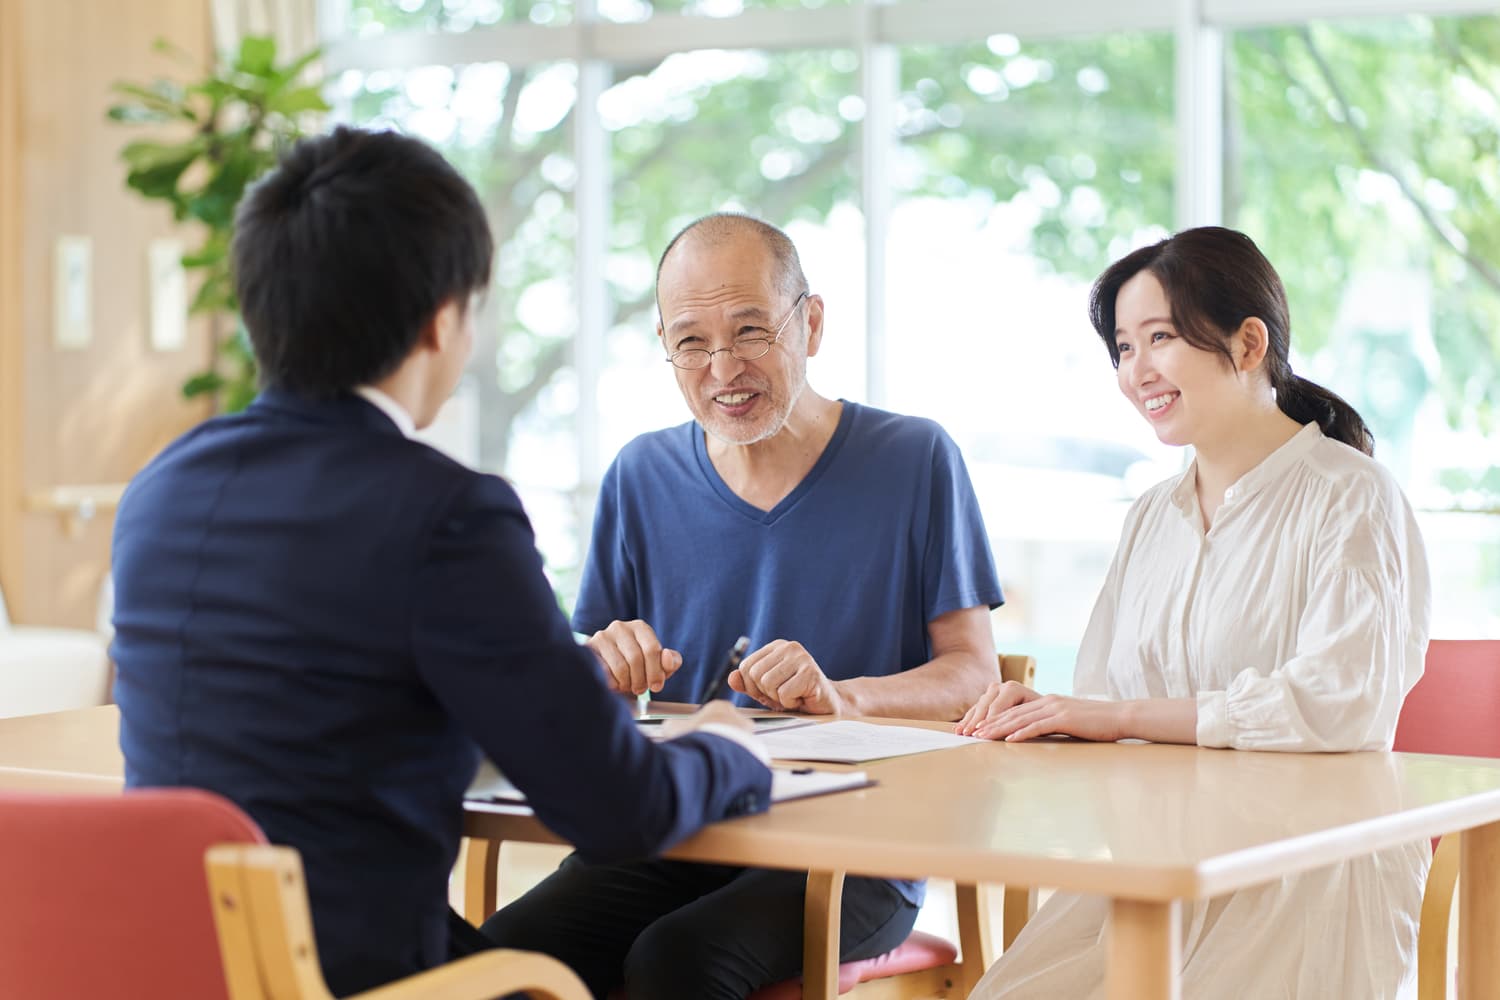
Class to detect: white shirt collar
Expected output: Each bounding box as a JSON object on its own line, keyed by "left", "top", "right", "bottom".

{"left": 353, "top": 385, "right": 416, "bottom": 439}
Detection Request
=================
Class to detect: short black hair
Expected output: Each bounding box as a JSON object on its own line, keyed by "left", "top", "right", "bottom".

{"left": 232, "top": 126, "right": 493, "bottom": 397}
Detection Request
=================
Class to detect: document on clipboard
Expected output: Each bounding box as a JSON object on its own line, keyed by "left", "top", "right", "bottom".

{"left": 464, "top": 760, "right": 871, "bottom": 809}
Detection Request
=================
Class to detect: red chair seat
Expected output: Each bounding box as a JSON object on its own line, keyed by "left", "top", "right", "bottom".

{"left": 748, "top": 931, "right": 959, "bottom": 999}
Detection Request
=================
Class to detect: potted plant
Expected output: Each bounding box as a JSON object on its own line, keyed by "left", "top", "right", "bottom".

{"left": 108, "top": 35, "right": 327, "bottom": 412}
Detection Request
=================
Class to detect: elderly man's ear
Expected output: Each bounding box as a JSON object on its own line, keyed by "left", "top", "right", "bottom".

{"left": 804, "top": 294, "right": 826, "bottom": 357}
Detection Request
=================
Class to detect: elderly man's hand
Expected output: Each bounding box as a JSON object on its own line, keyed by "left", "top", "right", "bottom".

{"left": 586, "top": 619, "right": 682, "bottom": 696}
{"left": 730, "top": 640, "right": 847, "bottom": 715}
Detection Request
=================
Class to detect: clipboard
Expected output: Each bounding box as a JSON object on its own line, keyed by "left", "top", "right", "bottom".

{"left": 464, "top": 761, "right": 872, "bottom": 809}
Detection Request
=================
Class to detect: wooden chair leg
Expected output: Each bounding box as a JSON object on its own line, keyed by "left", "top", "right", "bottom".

{"left": 1417, "top": 836, "right": 1459, "bottom": 1000}
{"left": 805, "top": 870, "right": 847, "bottom": 1000}
{"left": 954, "top": 882, "right": 993, "bottom": 994}
{"left": 462, "top": 837, "right": 501, "bottom": 926}
{"left": 1001, "top": 885, "right": 1035, "bottom": 951}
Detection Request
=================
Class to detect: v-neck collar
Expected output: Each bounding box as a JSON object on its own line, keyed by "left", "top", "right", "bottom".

{"left": 692, "top": 400, "right": 856, "bottom": 525}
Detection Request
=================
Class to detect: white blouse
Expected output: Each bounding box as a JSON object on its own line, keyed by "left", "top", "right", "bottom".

{"left": 972, "top": 422, "right": 1433, "bottom": 1000}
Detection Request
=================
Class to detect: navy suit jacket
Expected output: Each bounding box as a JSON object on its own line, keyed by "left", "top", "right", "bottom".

{"left": 112, "top": 389, "right": 770, "bottom": 996}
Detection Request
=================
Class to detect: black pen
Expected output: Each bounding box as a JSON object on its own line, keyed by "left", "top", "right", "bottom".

{"left": 698, "top": 636, "right": 750, "bottom": 704}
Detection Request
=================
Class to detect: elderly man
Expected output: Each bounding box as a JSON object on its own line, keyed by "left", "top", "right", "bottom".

{"left": 481, "top": 212, "right": 1004, "bottom": 998}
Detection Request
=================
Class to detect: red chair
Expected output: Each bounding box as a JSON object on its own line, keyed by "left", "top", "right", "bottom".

{"left": 1392, "top": 639, "right": 1500, "bottom": 1000}
{"left": 0, "top": 787, "right": 265, "bottom": 1000}
{"left": 0, "top": 787, "right": 591, "bottom": 1000}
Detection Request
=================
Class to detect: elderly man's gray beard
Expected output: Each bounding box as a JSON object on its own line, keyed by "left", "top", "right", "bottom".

{"left": 702, "top": 364, "right": 809, "bottom": 448}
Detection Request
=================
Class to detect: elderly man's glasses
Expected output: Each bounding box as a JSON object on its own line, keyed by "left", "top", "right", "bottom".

{"left": 665, "top": 291, "right": 809, "bottom": 371}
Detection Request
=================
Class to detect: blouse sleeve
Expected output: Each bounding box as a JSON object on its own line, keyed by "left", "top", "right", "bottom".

{"left": 1196, "top": 471, "right": 1431, "bottom": 752}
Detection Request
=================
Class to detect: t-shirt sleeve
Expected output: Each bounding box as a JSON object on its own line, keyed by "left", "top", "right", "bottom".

{"left": 922, "top": 429, "right": 1005, "bottom": 621}
{"left": 571, "top": 459, "right": 638, "bottom": 636}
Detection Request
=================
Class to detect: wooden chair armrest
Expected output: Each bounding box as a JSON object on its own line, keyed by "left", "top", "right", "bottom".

{"left": 350, "top": 949, "right": 590, "bottom": 1000}
{"left": 998, "top": 654, "right": 1036, "bottom": 688}
{"left": 208, "top": 844, "right": 332, "bottom": 999}
{"left": 1417, "top": 835, "right": 1460, "bottom": 1000}
{"left": 209, "top": 842, "right": 589, "bottom": 1000}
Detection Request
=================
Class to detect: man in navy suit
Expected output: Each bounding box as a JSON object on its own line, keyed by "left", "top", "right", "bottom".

{"left": 111, "top": 126, "right": 771, "bottom": 998}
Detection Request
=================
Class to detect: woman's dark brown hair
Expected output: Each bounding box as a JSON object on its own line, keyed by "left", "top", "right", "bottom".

{"left": 1088, "top": 226, "right": 1373, "bottom": 456}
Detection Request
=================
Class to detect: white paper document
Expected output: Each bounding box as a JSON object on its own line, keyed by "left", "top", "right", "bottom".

{"left": 634, "top": 715, "right": 817, "bottom": 741}
{"left": 759, "top": 720, "right": 983, "bottom": 763}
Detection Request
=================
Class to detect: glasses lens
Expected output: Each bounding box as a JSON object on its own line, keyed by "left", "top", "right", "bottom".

{"left": 732, "top": 339, "right": 773, "bottom": 362}
{"left": 672, "top": 350, "right": 710, "bottom": 370}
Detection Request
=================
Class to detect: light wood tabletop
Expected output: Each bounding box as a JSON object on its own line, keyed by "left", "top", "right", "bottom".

{"left": 0, "top": 703, "right": 122, "bottom": 792}
{"left": 4, "top": 705, "right": 1500, "bottom": 999}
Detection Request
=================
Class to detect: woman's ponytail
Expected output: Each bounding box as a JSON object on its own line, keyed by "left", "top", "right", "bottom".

{"left": 1277, "top": 375, "right": 1374, "bottom": 456}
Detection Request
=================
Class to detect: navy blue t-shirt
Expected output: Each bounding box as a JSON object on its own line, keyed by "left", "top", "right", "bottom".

{"left": 574, "top": 402, "right": 1003, "bottom": 905}
{"left": 575, "top": 400, "right": 1003, "bottom": 691}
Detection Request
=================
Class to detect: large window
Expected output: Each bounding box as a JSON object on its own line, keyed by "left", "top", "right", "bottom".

{"left": 601, "top": 48, "right": 863, "bottom": 458}
{"left": 338, "top": 48, "right": 583, "bottom": 578}
{"left": 1228, "top": 14, "right": 1500, "bottom": 640}
{"left": 887, "top": 32, "right": 1177, "bottom": 684}
{"left": 328, "top": 1, "right": 1500, "bottom": 687}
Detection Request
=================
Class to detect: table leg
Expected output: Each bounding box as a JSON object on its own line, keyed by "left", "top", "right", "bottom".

{"left": 1106, "top": 898, "right": 1180, "bottom": 1000}
{"left": 1459, "top": 820, "right": 1500, "bottom": 1000}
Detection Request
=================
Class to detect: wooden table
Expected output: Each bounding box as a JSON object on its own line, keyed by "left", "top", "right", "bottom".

{"left": 5, "top": 705, "right": 1500, "bottom": 999}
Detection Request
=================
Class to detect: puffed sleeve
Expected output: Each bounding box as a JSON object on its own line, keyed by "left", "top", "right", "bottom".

{"left": 1196, "top": 470, "right": 1430, "bottom": 751}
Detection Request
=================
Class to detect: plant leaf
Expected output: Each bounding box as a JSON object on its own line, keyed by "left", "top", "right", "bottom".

{"left": 236, "top": 36, "right": 277, "bottom": 78}
{"left": 182, "top": 371, "right": 226, "bottom": 398}
{"left": 268, "top": 85, "right": 330, "bottom": 116}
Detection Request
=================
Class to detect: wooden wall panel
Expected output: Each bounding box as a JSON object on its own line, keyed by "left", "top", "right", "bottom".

{"left": 1, "top": 0, "right": 214, "bottom": 627}
{"left": 1, "top": 0, "right": 23, "bottom": 626}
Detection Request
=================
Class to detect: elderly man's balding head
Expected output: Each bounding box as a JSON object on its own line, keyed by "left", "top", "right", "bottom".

{"left": 655, "top": 213, "right": 808, "bottom": 312}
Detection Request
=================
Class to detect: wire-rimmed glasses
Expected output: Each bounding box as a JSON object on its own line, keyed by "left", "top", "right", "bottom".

{"left": 665, "top": 291, "right": 809, "bottom": 371}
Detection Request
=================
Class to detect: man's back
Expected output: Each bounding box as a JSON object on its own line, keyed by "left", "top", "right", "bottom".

{"left": 114, "top": 387, "right": 772, "bottom": 994}
{"left": 114, "top": 389, "right": 500, "bottom": 986}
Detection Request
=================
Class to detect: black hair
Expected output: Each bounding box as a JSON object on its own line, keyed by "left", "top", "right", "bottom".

{"left": 1088, "top": 226, "right": 1373, "bottom": 456}
{"left": 231, "top": 126, "right": 493, "bottom": 397}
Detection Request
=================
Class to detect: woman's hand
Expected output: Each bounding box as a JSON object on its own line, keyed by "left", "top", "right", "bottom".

{"left": 956, "top": 680, "right": 1040, "bottom": 736}
{"left": 959, "top": 683, "right": 1128, "bottom": 743}
{"left": 975, "top": 694, "right": 1129, "bottom": 742}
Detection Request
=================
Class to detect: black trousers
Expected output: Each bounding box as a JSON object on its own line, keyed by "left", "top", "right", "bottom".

{"left": 477, "top": 854, "right": 919, "bottom": 1000}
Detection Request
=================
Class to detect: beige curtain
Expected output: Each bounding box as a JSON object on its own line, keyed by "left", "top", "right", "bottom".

{"left": 210, "top": 0, "right": 319, "bottom": 63}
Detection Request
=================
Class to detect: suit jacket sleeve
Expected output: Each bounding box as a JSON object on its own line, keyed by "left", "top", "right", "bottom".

{"left": 410, "top": 474, "right": 770, "bottom": 861}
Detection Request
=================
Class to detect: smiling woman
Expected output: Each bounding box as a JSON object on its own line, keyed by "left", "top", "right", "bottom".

{"left": 958, "top": 226, "right": 1431, "bottom": 999}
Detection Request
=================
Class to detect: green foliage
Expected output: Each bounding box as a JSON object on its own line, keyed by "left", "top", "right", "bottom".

{"left": 108, "top": 35, "right": 328, "bottom": 412}
{"left": 342, "top": 3, "right": 1499, "bottom": 507}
